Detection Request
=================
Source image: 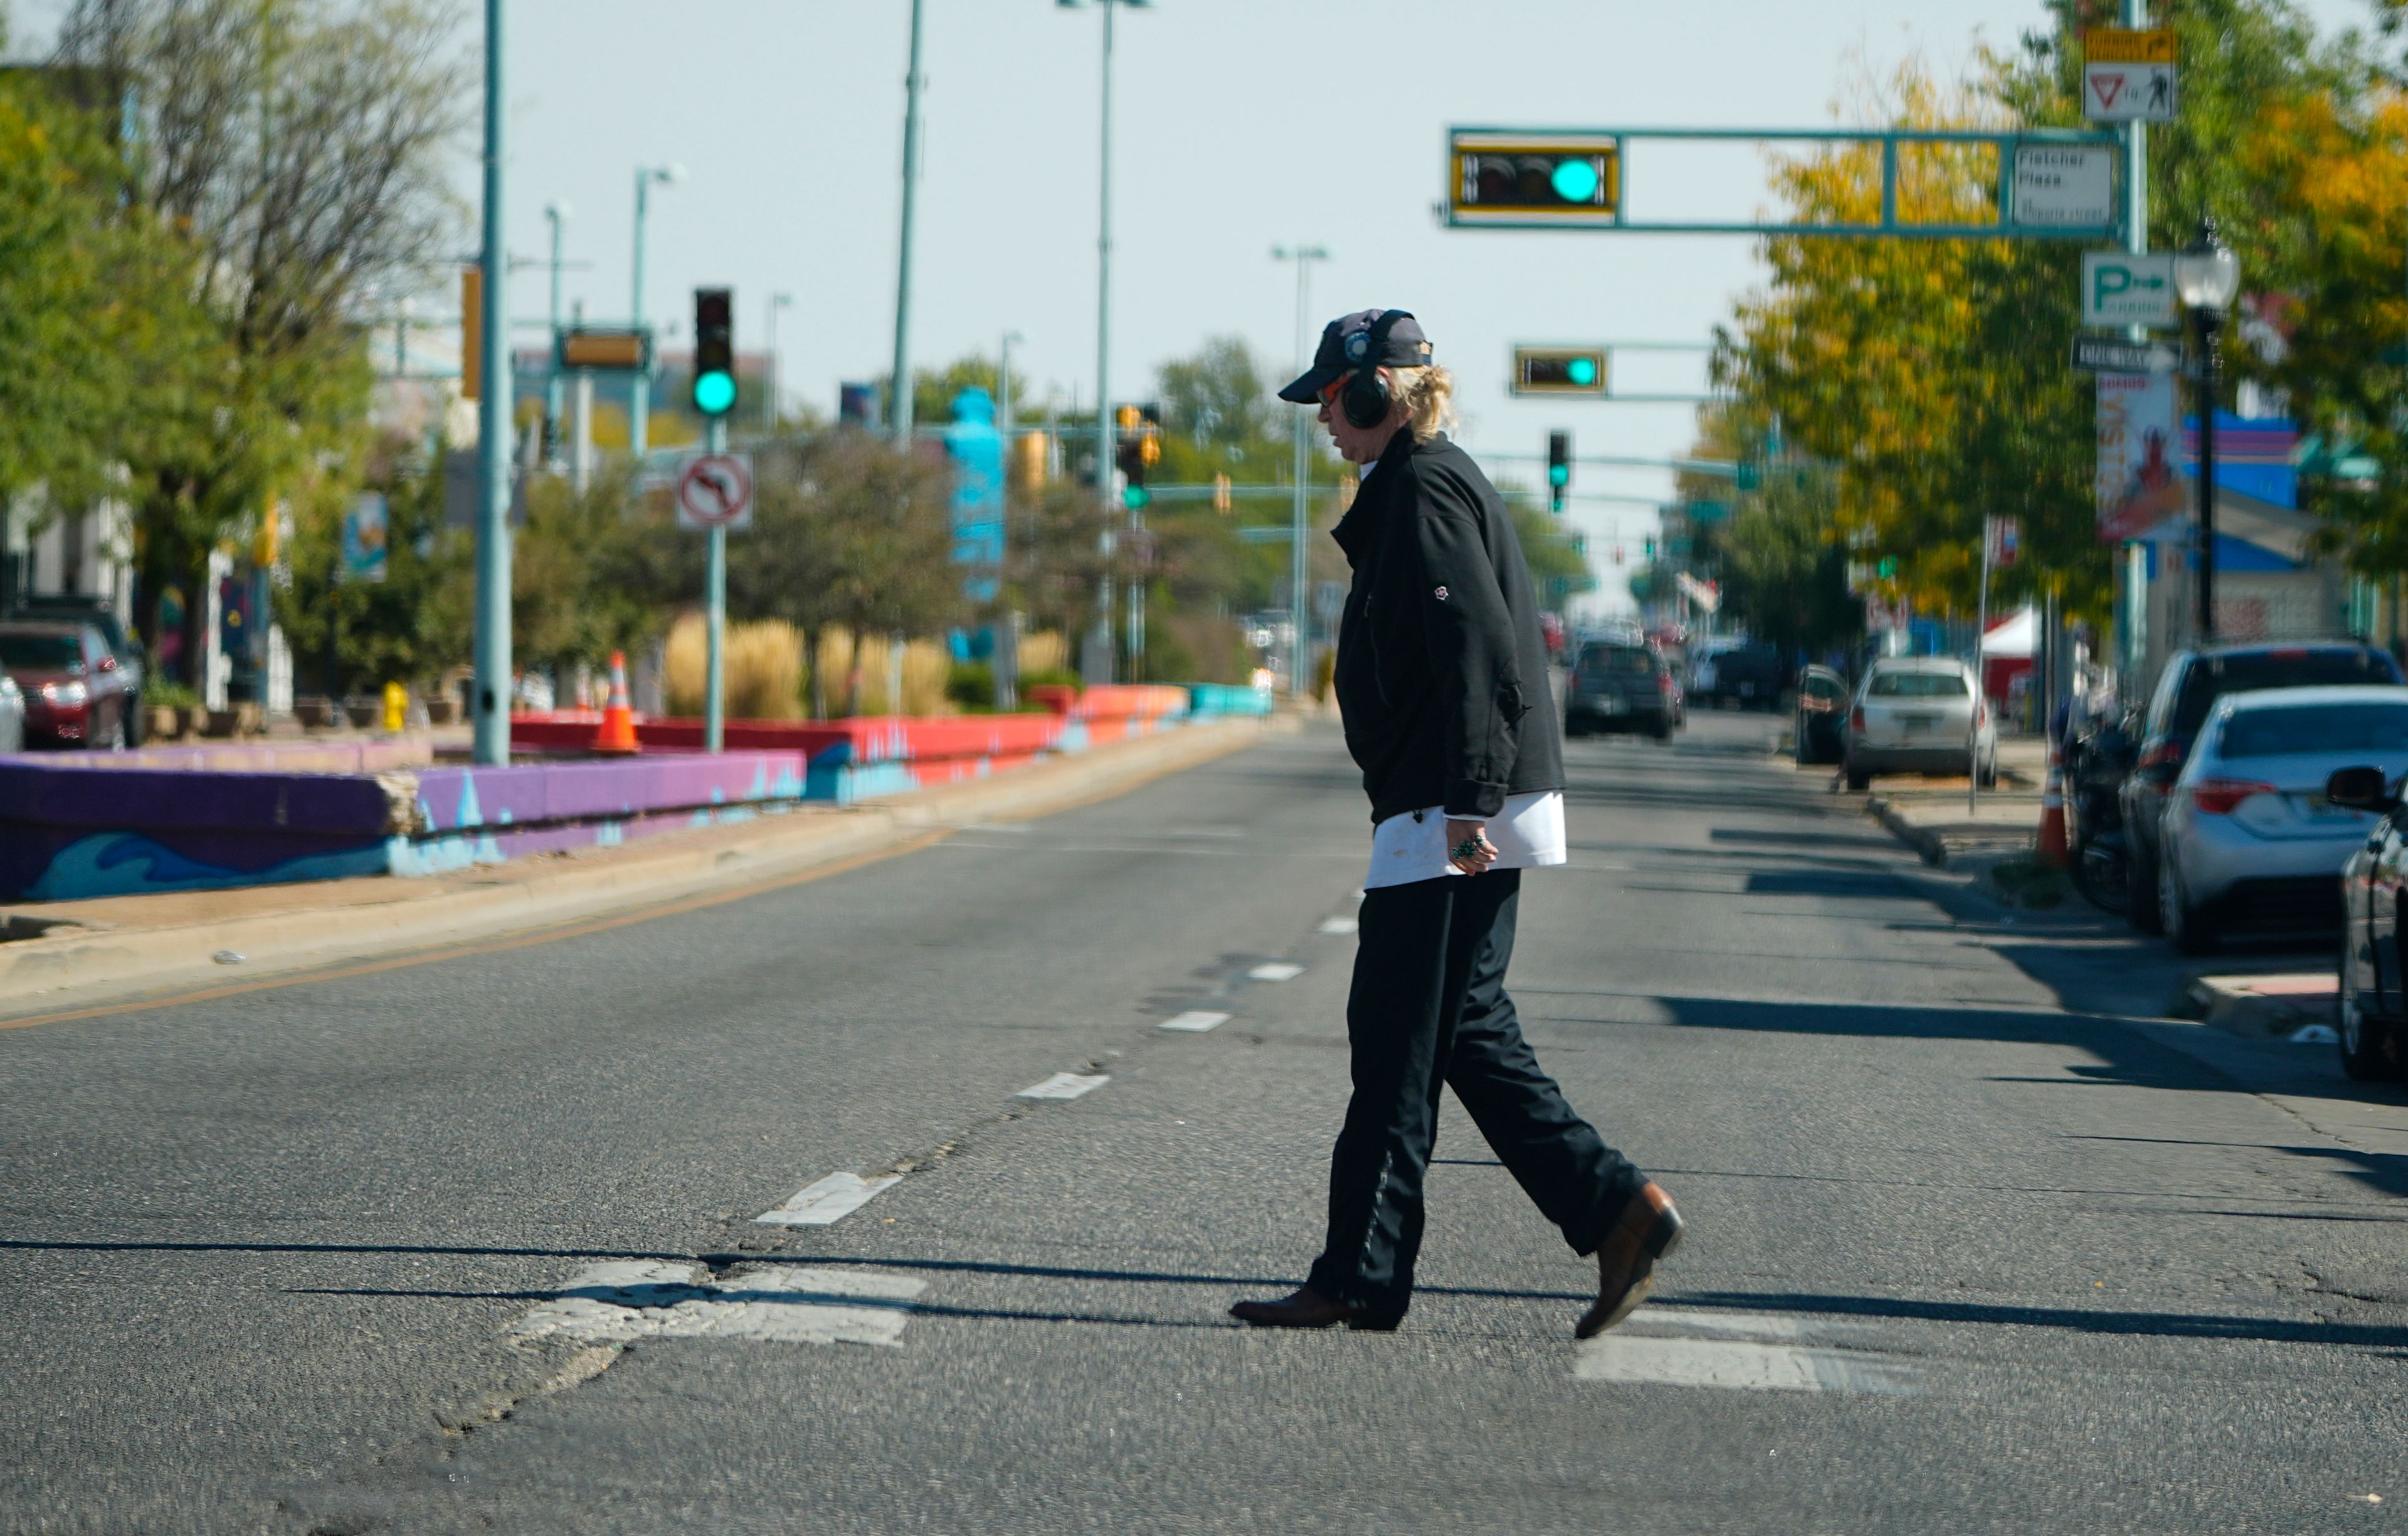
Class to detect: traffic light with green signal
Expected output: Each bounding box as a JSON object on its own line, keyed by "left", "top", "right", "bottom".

{"left": 1512, "top": 346, "right": 1607, "bottom": 396}
{"left": 1447, "top": 132, "right": 1622, "bottom": 226}
{"left": 691, "top": 287, "right": 736, "bottom": 416}
{"left": 1546, "top": 430, "right": 1571, "bottom": 514}
{"left": 1114, "top": 403, "right": 1161, "bottom": 511}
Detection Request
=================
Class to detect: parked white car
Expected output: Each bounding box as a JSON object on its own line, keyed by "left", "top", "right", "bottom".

{"left": 1843, "top": 656, "right": 1996, "bottom": 790}
{"left": 2156, "top": 684, "right": 2408, "bottom": 955}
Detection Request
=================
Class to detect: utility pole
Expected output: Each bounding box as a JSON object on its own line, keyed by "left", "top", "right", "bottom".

{"left": 1272, "top": 243, "right": 1328, "bottom": 697}
{"left": 628, "top": 163, "right": 682, "bottom": 458}
{"left": 890, "top": 0, "right": 927, "bottom": 445}
{"left": 470, "top": 0, "right": 510, "bottom": 765}
{"left": 2120, "top": 0, "right": 2150, "bottom": 693}
{"left": 999, "top": 331, "right": 1024, "bottom": 438}
{"left": 1093, "top": 0, "right": 1119, "bottom": 681}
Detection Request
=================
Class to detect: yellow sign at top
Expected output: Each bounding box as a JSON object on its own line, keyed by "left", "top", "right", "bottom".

{"left": 2084, "top": 27, "right": 2177, "bottom": 64}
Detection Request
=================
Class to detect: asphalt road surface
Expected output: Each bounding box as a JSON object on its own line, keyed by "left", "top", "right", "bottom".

{"left": 5, "top": 712, "right": 2405, "bottom": 1534}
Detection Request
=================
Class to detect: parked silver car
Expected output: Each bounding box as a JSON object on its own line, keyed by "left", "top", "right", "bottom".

{"left": 0, "top": 673, "right": 19, "bottom": 753}
{"left": 1843, "top": 656, "right": 1997, "bottom": 790}
{"left": 2156, "top": 684, "right": 2408, "bottom": 954}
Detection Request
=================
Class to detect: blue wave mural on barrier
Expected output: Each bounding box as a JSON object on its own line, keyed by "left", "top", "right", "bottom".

{"left": 25, "top": 832, "right": 389, "bottom": 901}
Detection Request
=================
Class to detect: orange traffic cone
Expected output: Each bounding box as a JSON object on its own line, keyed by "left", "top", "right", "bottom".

{"left": 2036, "top": 738, "right": 2069, "bottom": 867}
{"left": 595, "top": 650, "right": 639, "bottom": 754}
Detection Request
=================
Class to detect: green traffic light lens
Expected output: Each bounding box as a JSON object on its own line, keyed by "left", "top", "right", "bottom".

{"left": 1548, "top": 465, "right": 1569, "bottom": 487}
{"left": 1566, "top": 357, "right": 1597, "bottom": 386}
{"left": 694, "top": 370, "right": 736, "bottom": 415}
{"left": 1123, "top": 486, "right": 1150, "bottom": 511}
{"left": 1550, "top": 157, "right": 1601, "bottom": 203}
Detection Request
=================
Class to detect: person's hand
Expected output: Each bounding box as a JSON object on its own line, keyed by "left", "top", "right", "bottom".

{"left": 1446, "top": 818, "right": 1497, "bottom": 876}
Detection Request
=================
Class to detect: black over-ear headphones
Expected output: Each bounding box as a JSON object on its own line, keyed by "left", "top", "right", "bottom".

{"left": 1340, "top": 310, "right": 1407, "bottom": 431}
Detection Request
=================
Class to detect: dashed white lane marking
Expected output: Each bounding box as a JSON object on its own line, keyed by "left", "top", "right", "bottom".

{"left": 752, "top": 1171, "right": 902, "bottom": 1227}
{"left": 512, "top": 1262, "right": 925, "bottom": 1348}
{"left": 1317, "top": 917, "right": 1359, "bottom": 935}
{"left": 1249, "top": 961, "right": 1306, "bottom": 981}
{"left": 1575, "top": 1308, "right": 1920, "bottom": 1395}
{"left": 1161, "top": 1010, "right": 1230, "bottom": 1032}
{"left": 1017, "top": 1071, "right": 1109, "bottom": 1100}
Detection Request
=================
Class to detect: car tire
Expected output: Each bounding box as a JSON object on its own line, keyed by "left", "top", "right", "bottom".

{"left": 1844, "top": 759, "right": 1871, "bottom": 792}
{"left": 1975, "top": 753, "right": 1997, "bottom": 789}
{"left": 123, "top": 694, "right": 143, "bottom": 748}
{"left": 1564, "top": 716, "right": 1587, "bottom": 739}
{"left": 2338, "top": 954, "right": 2404, "bottom": 1081}
{"left": 1651, "top": 723, "right": 1672, "bottom": 743}
{"left": 2160, "top": 854, "right": 2218, "bottom": 956}
{"left": 2126, "top": 839, "right": 2165, "bottom": 935}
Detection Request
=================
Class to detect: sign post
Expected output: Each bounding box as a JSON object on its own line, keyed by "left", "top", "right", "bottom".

{"left": 1971, "top": 515, "right": 2017, "bottom": 815}
{"left": 675, "top": 447, "right": 754, "bottom": 751}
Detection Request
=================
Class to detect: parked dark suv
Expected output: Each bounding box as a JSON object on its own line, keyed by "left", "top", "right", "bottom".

{"left": 2121, "top": 641, "right": 2404, "bottom": 933}
{"left": 1565, "top": 640, "right": 1676, "bottom": 740}
{"left": 1704, "top": 643, "right": 1785, "bottom": 711}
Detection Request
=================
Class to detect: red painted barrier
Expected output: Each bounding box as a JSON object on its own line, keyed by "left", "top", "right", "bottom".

{"left": 509, "top": 712, "right": 1069, "bottom": 764}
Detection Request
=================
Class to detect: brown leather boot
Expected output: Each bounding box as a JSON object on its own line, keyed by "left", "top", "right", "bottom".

{"left": 1575, "top": 1182, "right": 1684, "bottom": 1340}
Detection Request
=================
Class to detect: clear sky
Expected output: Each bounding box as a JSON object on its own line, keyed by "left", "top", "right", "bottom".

{"left": 6, "top": 0, "right": 2384, "bottom": 612}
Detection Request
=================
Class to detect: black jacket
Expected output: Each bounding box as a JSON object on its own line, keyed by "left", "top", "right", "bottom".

{"left": 1329, "top": 430, "right": 1566, "bottom": 825}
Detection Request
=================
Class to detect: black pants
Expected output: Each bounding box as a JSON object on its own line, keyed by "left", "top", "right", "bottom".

{"left": 1305, "top": 869, "right": 1646, "bottom": 1318}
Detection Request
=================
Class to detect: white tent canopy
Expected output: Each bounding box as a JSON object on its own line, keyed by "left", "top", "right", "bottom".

{"left": 1981, "top": 605, "right": 2037, "bottom": 657}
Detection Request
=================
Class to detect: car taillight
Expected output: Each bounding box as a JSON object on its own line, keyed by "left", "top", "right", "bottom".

{"left": 1850, "top": 704, "right": 1866, "bottom": 731}
{"left": 2140, "top": 739, "right": 2185, "bottom": 771}
{"left": 2190, "top": 777, "right": 2276, "bottom": 815}
{"left": 1658, "top": 674, "right": 1674, "bottom": 694}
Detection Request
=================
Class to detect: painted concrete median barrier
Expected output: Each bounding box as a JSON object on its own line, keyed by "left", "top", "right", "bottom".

{"left": 508, "top": 711, "right": 1079, "bottom": 801}
{"left": 0, "top": 752, "right": 809, "bottom": 901}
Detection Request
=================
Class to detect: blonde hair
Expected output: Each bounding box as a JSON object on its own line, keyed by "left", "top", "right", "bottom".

{"left": 1385, "top": 364, "right": 1458, "bottom": 438}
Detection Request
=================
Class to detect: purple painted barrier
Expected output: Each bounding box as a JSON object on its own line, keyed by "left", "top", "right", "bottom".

{"left": 0, "top": 751, "right": 810, "bottom": 901}
{"left": 7, "top": 738, "right": 435, "bottom": 773}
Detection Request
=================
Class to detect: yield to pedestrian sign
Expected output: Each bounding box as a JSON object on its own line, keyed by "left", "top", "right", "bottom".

{"left": 2083, "top": 28, "right": 2177, "bottom": 122}
{"left": 2081, "top": 252, "right": 2177, "bottom": 329}
{"left": 675, "top": 453, "right": 754, "bottom": 531}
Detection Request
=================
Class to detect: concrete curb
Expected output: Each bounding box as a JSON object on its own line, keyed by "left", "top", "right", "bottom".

{"left": 1867, "top": 795, "right": 1948, "bottom": 867}
{"left": 0, "top": 716, "right": 1289, "bottom": 1024}
{"left": 2173, "top": 972, "right": 2338, "bottom": 1039}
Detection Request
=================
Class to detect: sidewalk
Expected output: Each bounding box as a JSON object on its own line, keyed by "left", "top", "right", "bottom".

{"left": 0, "top": 715, "right": 1289, "bottom": 1025}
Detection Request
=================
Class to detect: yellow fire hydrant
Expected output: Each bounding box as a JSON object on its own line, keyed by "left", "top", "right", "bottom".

{"left": 381, "top": 681, "right": 408, "bottom": 734}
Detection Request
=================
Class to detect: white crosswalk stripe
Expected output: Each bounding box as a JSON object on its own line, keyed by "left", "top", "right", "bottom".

{"left": 512, "top": 1263, "right": 926, "bottom": 1348}
{"left": 752, "top": 1170, "right": 902, "bottom": 1226}
{"left": 1575, "top": 1308, "right": 1921, "bottom": 1394}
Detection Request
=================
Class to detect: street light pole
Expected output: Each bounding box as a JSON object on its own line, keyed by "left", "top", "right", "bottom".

{"left": 471, "top": 0, "right": 510, "bottom": 765}
{"left": 544, "top": 200, "right": 569, "bottom": 461}
{"left": 2175, "top": 217, "right": 2240, "bottom": 647}
{"left": 1272, "top": 243, "right": 1327, "bottom": 697}
{"left": 628, "top": 163, "right": 681, "bottom": 458}
{"left": 766, "top": 292, "right": 793, "bottom": 433}
{"left": 890, "top": 0, "right": 927, "bottom": 445}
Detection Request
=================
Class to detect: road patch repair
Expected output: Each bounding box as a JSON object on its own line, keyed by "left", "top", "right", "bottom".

{"left": 511, "top": 1261, "right": 925, "bottom": 1348}
{"left": 1575, "top": 1307, "right": 1921, "bottom": 1394}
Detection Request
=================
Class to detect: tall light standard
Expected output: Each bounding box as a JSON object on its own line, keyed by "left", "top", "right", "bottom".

{"left": 765, "top": 291, "right": 793, "bottom": 432}
{"left": 627, "top": 162, "right": 684, "bottom": 457}
{"left": 1059, "top": 0, "right": 1149, "bottom": 682}
{"left": 542, "top": 199, "right": 571, "bottom": 458}
{"left": 890, "top": 0, "right": 928, "bottom": 444}
{"left": 998, "top": 330, "right": 1025, "bottom": 438}
{"left": 470, "top": 0, "right": 511, "bottom": 765}
{"left": 2174, "top": 217, "right": 2241, "bottom": 645}
{"left": 1272, "top": 243, "right": 1328, "bottom": 697}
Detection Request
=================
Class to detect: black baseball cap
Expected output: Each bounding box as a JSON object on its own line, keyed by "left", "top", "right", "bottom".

{"left": 1276, "top": 309, "right": 1434, "bottom": 404}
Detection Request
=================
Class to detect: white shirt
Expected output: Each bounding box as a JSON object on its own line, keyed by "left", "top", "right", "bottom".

{"left": 1365, "top": 790, "right": 1566, "bottom": 889}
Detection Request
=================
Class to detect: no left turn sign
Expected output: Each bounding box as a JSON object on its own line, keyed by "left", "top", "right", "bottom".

{"left": 676, "top": 453, "right": 754, "bottom": 531}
